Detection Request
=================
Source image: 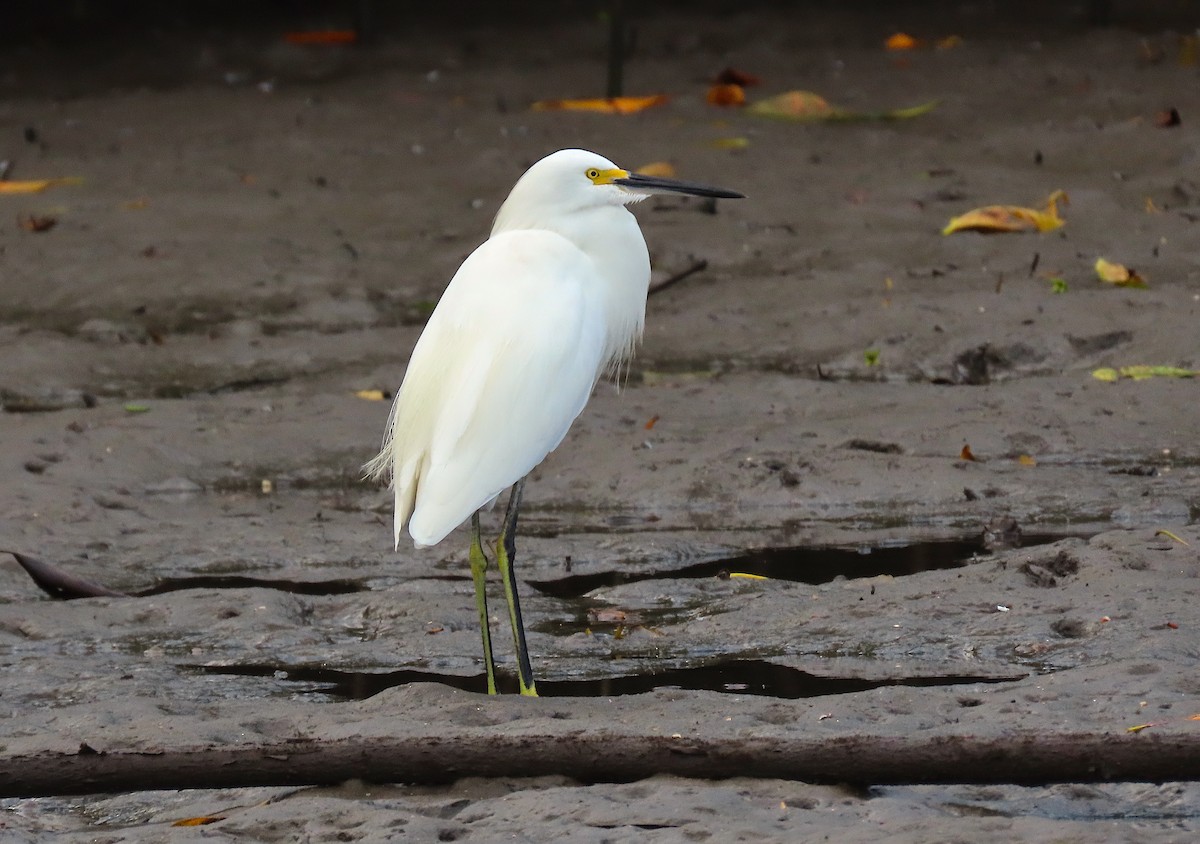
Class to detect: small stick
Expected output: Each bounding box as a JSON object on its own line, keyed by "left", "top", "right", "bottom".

{"left": 648, "top": 259, "right": 708, "bottom": 297}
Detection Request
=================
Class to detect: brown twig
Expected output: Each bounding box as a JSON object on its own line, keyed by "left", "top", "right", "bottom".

{"left": 3, "top": 730, "right": 1197, "bottom": 797}
{"left": 647, "top": 259, "right": 709, "bottom": 297}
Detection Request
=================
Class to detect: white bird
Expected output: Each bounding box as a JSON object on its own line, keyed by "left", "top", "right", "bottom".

{"left": 366, "top": 149, "right": 742, "bottom": 695}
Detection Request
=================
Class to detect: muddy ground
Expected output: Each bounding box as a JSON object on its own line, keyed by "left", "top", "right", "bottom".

{"left": 2, "top": 2, "right": 1199, "bottom": 840}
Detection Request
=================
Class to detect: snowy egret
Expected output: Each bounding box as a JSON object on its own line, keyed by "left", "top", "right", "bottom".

{"left": 367, "top": 148, "right": 742, "bottom": 695}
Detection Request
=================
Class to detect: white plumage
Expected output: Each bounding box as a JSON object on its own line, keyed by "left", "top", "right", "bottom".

{"left": 365, "top": 148, "right": 741, "bottom": 695}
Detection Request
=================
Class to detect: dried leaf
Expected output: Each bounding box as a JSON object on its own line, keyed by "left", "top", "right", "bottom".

{"left": 706, "top": 83, "right": 746, "bottom": 107}
{"left": 1155, "top": 107, "right": 1182, "bottom": 128}
{"left": 589, "top": 607, "right": 630, "bottom": 624}
{"left": 634, "top": 162, "right": 676, "bottom": 179}
{"left": 943, "top": 191, "right": 1067, "bottom": 234}
{"left": 710, "top": 137, "right": 750, "bottom": 150}
{"left": 1095, "top": 257, "right": 1148, "bottom": 288}
{"left": 354, "top": 389, "right": 387, "bottom": 401}
{"left": 283, "top": 30, "right": 356, "bottom": 45}
{"left": 960, "top": 444, "right": 977, "bottom": 461}
{"left": 885, "top": 33, "right": 919, "bottom": 50}
{"left": 0, "top": 177, "right": 83, "bottom": 194}
{"left": 644, "top": 414, "right": 660, "bottom": 430}
{"left": 172, "top": 816, "right": 226, "bottom": 827}
{"left": 747, "top": 90, "right": 938, "bottom": 122}
{"left": 714, "top": 67, "right": 761, "bottom": 87}
{"left": 530, "top": 95, "right": 669, "bottom": 114}
{"left": 18, "top": 214, "right": 57, "bottom": 232}
{"left": 1017, "top": 454, "right": 1037, "bottom": 466}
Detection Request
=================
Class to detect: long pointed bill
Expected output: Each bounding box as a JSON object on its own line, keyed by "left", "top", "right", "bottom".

{"left": 614, "top": 172, "right": 744, "bottom": 199}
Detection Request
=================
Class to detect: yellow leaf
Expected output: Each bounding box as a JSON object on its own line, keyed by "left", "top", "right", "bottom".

{"left": 530, "top": 95, "right": 669, "bottom": 114}
{"left": 1121, "top": 365, "right": 1195, "bottom": 380}
{"left": 710, "top": 137, "right": 750, "bottom": 150}
{"left": 1155, "top": 529, "right": 1190, "bottom": 546}
{"left": 1093, "top": 365, "right": 1198, "bottom": 381}
{"left": 942, "top": 190, "right": 1067, "bottom": 234}
{"left": 354, "top": 389, "right": 387, "bottom": 401}
{"left": 747, "top": 90, "right": 937, "bottom": 122}
{"left": 1095, "top": 257, "right": 1148, "bottom": 287}
{"left": 1017, "top": 454, "right": 1037, "bottom": 466}
{"left": 0, "top": 177, "right": 83, "bottom": 194}
{"left": 635, "top": 161, "right": 676, "bottom": 178}
{"left": 727, "top": 572, "right": 768, "bottom": 580}
{"left": 1126, "top": 723, "right": 1154, "bottom": 733}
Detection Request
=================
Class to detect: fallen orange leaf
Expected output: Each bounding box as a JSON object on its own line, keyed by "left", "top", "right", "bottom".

{"left": 530, "top": 95, "right": 669, "bottom": 114}
{"left": 0, "top": 177, "right": 83, "bottom": 194}
{"left": 172, "top": 815, "right": 226, "bottom": 826}
{"left": 706, "top": 83, "right": 746, "bottom": 107}
{"left": 886, "top": 32, "right": 919, "bottom": 50}
{"left": 942, "top": 190, "right": 1068, "bottom": 234}
{"left": 960, "top": 444, "right": 977, "bottom": 461}
{"left": 1095, "top": 257, "right": 1148, "bottom": 288}
{"left": 635, "top": 162, "right": 676, "bottom": 178}
{"left": 644, "top": 414, "right": 660, "bottom": 430}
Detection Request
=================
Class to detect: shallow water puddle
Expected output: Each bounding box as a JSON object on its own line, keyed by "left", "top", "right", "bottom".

{"left": 193, "top": 658, "right": 1023, "bottom": 700}
{"left": 528, "top": 532, "right": 1073, "bottom": 598}
{"left": 135, "top": 575, "right": 368, "bottom": 597}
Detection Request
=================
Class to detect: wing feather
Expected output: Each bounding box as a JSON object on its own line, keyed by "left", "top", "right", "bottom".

{"left": 369, "top": 230, "right": 607, "bottom": 548}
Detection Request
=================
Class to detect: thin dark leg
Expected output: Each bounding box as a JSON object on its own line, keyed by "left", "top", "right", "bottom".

{"left": 495, "top": 478, "right": 537, "bottom": 696}
{"left": 468, "top": 512, "right": 497, "bottom": 695}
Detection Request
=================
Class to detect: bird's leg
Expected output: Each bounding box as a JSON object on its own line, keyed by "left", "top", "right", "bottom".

{"left": 468, "top": 512, "right": 498, "bottom": 695}
{"left": 495, "top": 478, "right": 538, "bottom": 696}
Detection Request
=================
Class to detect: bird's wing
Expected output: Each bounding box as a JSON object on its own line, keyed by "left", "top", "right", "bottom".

{"left": 389, "top": 230, "right": 608, "bottom": 547}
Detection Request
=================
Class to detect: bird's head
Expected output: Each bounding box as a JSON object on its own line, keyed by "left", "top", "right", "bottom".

{"left": 493, "top": 149, "right": 742, "bottom": 232}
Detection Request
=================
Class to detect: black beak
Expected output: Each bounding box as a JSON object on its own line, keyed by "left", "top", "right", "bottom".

{"left": 614, "top": 172, "right": 745, "bottom": 199}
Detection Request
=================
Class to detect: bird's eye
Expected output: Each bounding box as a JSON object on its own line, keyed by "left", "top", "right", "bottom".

{"left": 586, "top": 168, "right": 600, "bottom": 180}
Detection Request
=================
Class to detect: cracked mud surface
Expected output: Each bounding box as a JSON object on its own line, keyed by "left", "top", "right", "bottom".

{"left": 1, "top": 3, "right": 1199, "bottom": 840}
